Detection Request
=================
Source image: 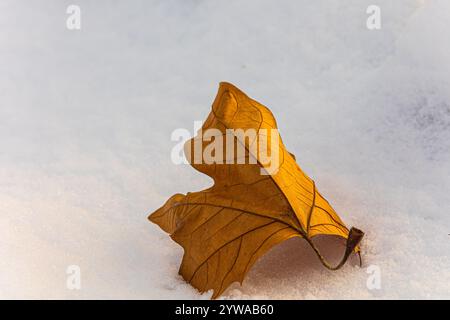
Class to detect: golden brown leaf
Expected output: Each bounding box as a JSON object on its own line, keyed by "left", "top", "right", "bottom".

{"left": 149, "top": 82, "right": 364, "bottom": 299}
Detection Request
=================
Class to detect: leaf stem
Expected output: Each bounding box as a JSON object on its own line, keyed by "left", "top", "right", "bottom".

{"left": 305, "top": 227, "right": 364, "bottom": 270}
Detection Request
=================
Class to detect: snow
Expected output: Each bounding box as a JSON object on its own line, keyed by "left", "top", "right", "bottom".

{"left": 1, "top": 0, "right": 449, "bottom": 299}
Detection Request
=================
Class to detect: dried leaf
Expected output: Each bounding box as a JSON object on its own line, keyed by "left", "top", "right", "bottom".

{"left": 149, "top": 82, "right": 364, "bottom": 299}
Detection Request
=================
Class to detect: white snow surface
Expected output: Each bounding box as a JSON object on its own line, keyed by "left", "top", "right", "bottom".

{"left": 1, "top": 0, "right": 450, "bottom": 299}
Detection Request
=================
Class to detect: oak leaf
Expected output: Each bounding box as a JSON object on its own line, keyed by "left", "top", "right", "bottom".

{"left": 149, "top": 82, "right": 364, "bottom": 299}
